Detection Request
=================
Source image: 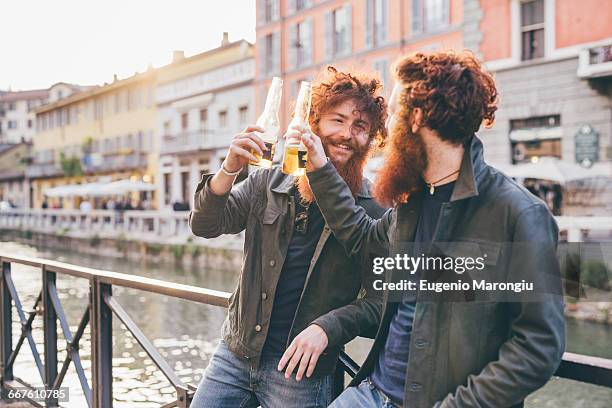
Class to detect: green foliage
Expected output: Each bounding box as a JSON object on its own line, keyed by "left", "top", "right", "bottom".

{"left": 59, "top": 152, "right": 83, "bottom": 177}
{"left": 172, "top": 244, "right": 185, "bottom": 260}
{"left": 81, "top": 136, "right": 93, "bottom": 154}
{"left": 115, "top": 233, "right": 129, "bottom": 251}
{"left": 146, "top": 243, "right": 163, "bottom": 256}
{"left": 582, "top": 261, "right": 611, "bottom": 291}
{"left": 90, "top": 234, "right": 101, "bottom": 247}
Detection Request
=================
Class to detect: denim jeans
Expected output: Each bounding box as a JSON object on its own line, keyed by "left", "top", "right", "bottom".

{"left": 329, "top": 378, "right": 400, "bottom": 408}
{"left": 190, "top": 340, "right": 332, "bottom": 408}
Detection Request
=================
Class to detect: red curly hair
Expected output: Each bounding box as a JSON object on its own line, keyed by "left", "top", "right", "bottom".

{"left": 374, "top": 50, "right": 499, "bottom": 206}
{"left": 309, "top": 66, "right": 388, "bottom": 148}
{"left": 393, "top": 50, "right": 498, "bottom": 145}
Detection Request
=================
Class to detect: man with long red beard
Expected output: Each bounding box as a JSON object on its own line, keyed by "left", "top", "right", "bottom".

{"left": 300, "top": 51, "right": 565, "bottom": 407}
{"left": 189, "top": 67, "right": 388, "bottom": 407}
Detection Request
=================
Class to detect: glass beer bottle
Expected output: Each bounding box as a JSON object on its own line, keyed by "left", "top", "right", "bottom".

{"left": 282, "top": 81, "right": 311, "bottom": 176}
{"left": 250, "top": 77, "right": 283, "bottom": 168}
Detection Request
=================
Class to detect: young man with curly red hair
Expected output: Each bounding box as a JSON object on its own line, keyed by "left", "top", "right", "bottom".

{"left": 301, "top": 51, "right": 565, "bottom": 407}
{"left": 189, "top": 67, "right": 388, "bottom": 407}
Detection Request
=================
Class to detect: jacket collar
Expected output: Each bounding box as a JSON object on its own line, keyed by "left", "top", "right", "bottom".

{"left": 270, "top": 168, "right": 373, "bottom": 199}
{"left": 449, "top": 135, "right": 488, "bottom": 202}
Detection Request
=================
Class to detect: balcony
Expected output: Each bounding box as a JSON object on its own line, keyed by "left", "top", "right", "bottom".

{"left": 578, "top": 41, "right": 612, "bottom": 79}
{"left": 160, "top": 129, "right": 235, "bottom": 156}
{"left": 25, "top": 162, "right": 63, "bottom": 179}
{"left": 86, "top": 151, "right": 148, "bottom": 172}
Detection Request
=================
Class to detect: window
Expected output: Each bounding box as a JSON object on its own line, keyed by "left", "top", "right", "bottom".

{"left": 289, "top": 19, "right": 313, "bottom": 69}
{"left": 238, "top": 106, "right": 249, "bottom": 124}
{"left": 8, "top": 120, "right": 17, "bottom": 129}
{"left": 200, "top": 109, "right": 208, "bottom": 129}
{"left": 412, "top": 0, "right": 450, "bottom": 34}
{"left": 326, "top": 5, "right": 352, "bottom": 59}
{"left": 366, "top": 0, "right": 388, "bottom": 48}
{"left": 260, "top": 0, "right": 279, "bottom": 24}
{"left": 509, "top": 115, "right": 561, "bottom": 164}
{"left": 373, "top": 59, "right": 389, "bottom": 91}
{"left": 219, "top": 110, "right": 228, "bottom": 128}
{"left": 520, "top": 0, "right": 545, "bottom": 61}
{"left": 163, "top": 173, "right": 171, "bottom": 205}
{"left": 8, "top": 103, "right": 16, "bottom": 111}
{"left": 181, "top": 112, "right": 189, "bottom": 130}
{"left": 262, "top": 32, "right": 280, "bottom": 75}
{"left": 288, "top": 0, "right": 312, "bottom": 14}
{"left": 27, "top": 119, "right": 32, "bottom": 129}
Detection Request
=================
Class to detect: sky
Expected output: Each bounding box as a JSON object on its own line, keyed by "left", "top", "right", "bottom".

{"left": 0, "top": 0, "right": 256, "bottom": 90}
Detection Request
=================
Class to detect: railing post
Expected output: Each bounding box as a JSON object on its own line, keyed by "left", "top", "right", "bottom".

{"left": 91, "top": 278, "right": 113, "bottom": 407}
{"left": 332, "top": 361, "right": 345, "bottom": 400}
{"left": 1, "top": 261, "right": 14, "bottom": 398}
{"left": 42, "top": 265, "right": 59, "bottom": 407}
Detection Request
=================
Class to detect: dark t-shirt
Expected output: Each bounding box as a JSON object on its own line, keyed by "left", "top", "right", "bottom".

{"left": 370, "top": 181, "right": 455, "bottom": 404}
{"left": 263, "top": 190, "right": 326, "bottom": 354}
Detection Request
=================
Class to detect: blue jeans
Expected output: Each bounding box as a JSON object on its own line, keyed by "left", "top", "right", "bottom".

{"left": 190, "top": 340, "right": 332, "bottom": 408}
{"left": 329, "top": 378, "right": 400, "bottom": 408}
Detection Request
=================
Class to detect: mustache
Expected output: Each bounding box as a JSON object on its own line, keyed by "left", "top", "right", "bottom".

{"left": 322, "top": 135, "right": 371, "bottom": 157}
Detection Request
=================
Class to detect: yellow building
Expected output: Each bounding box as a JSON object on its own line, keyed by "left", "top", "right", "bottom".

{"left": 29, "top": 71, "right": 157, "bottom": 209}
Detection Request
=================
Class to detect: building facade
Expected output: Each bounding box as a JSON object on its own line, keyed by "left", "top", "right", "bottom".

{"left": 255, "top": 0, "right": 612, "bottom": 215}
{"left": 0, "top": 83, "right": 85, "bottom": 144}
{"left": 155, "top": 36, "right": 255, "bottom": 210}
{"left": 0, "top": 89, "right": 49, "bottom": 144}
{"left": 29, "top": 73, "right": 157, "bottom": 209}
{"left": 0, "top": 142, "right": 31, "bottom": 208}
{"left": 255, "top": 0, "right": 465, "bottom": 125}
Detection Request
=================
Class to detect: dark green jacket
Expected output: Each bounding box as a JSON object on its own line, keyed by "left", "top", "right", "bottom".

{"left": 189, "top": 166, "right": 386, "bottom": 377}
{"left": 307, "top": 136, "right": 566, "bottom": 407}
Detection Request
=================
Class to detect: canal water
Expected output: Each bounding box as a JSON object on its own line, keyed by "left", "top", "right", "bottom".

{"left": 1, "top": 240, "right": 611, "bottom": 407}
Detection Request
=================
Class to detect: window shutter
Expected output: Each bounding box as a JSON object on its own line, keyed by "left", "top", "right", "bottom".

{"left": 289, "top": 24, "right": 298, "bottom": 70}
{"left": 325, "top": 11, "right": 334, "bottom": 60}
{"left": 258, "top": 36, "right": 267, "bottom": 75}
{"left": 442, "top": 0, "right": 450, "bottom": 25}
{"left": 273, "top": 0, "right": 280, "bottom": 21}
{"left": 272, "top": 31, "right": 281, "bottom": 74}
{"left": 344, "top": 4, "right": 352, "bottom": 56}
{"left": 379, "top": 0, "right": 388, "bottom": 43}
{"left": 304, "top": 18, "right": 313, "bottom": 66}
{"left": 412, "top": 0, "right": 423, "bottom": 34}
{"left": 288, "top": 0, "right": 296, "bottom": 16}
{"left": 365, "top": 0, "right": 374, "bottom": 49}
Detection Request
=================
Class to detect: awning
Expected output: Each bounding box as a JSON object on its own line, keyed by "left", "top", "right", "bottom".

{"left": 43, "top": 179, "right": 156, "bottom": 197}
{"left": 509, "top": 127, "right": 563, "bottom": 142}
{"left": 497, "top": 157, "right": 610, "bottom": 184}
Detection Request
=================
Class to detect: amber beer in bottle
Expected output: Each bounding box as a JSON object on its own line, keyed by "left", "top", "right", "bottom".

{"left": 282, "top": 81, "right": 311, "bottom": 176}
{"left": 250, "top": 77, "right": 283, "bottom": 168}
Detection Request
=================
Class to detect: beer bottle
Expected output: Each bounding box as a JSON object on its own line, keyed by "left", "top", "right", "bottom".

{"left": 250, "top": 77, "right": 283, "bottom": 168}
{"left": 282, "top": 81, "right": 311, "bottom": 176}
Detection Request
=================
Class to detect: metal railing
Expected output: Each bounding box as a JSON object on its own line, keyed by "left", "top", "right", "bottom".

{"left": 0, "top": 254, "right": 611, "bottom": 407}
{"left": 0, "top": 209, "right": 192, "bottom": 238}
{"left": 3, "top": 210, "right": 612, "bottom": 242}
{"left": 0, "top": 253, "right": 230, "bottom": 407}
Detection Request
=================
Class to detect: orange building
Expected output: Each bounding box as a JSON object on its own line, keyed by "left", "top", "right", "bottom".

{"left": 255, "top": 0, "right": 466, "bottom": 126}
{"left": 256, "top": 0, "right": 612, "bottom": 214}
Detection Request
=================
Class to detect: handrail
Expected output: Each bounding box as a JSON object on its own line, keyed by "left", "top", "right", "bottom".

{"left": 1, "top": 253, "right": 612, "bottom": 408}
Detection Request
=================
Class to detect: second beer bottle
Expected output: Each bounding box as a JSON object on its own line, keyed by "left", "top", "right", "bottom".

{"left": 282, "top": 81, "right": 312, "bottom": 176}
{"left": 250, "top": 77, "right": 283, "bottom": 168}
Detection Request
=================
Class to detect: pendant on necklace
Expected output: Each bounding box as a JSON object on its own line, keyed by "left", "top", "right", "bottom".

{"left": 429, "top": 184, "right": 435, "bottom": 195}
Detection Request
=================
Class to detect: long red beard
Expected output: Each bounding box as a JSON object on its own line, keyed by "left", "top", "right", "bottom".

{"left": 373, "top": 127, "right": 427, "bottom": 206}
{"left": 297, "top": 139, "right": 370, "bottom": 204}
